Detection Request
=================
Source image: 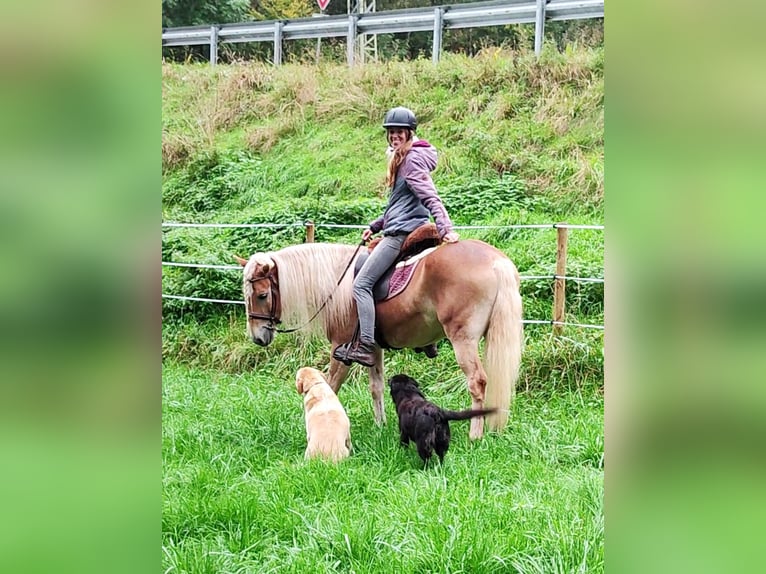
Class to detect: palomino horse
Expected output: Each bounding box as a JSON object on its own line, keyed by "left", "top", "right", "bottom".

{"left": 236, "top": 240, "right": 523, "bottom": 439}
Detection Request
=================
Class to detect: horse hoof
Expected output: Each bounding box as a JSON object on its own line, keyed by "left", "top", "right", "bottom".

{"left": 469, "top": 418, "right": 484, "bottom": 440}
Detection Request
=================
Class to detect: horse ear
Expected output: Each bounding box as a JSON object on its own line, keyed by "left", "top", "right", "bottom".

{"left": 234, "top": 255, "right": 248, "bottom": 267}
{"left": 252, "top": 254, "right": 275, "bottom": 273}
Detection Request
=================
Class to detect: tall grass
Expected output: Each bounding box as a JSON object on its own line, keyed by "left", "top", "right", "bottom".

{"left": 163, "top": 355, "right": 603, "bottom": 573}
{"left": 162, "top": 46, "right": 604, "bottom": 207}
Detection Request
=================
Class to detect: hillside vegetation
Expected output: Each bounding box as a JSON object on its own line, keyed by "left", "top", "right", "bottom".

{"left": 162, "top": 45, "right": 603, "bottom": 359}
{"left": 163, "top": 46, "right": 603, "bottom": 208}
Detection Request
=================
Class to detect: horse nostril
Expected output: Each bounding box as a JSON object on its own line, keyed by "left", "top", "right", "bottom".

{"left": 252, "top": 332, "right": 273, "bottom": 347}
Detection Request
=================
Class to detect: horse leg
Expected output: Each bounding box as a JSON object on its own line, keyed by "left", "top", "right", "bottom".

{"left": 451, "top": 337, "right": 489, "bottom": 440}
{"left": 327, "top": 355, "right": 350, "bottom": 394}
{"left": 367, "top": 347, "right": 386, "bottom": 425}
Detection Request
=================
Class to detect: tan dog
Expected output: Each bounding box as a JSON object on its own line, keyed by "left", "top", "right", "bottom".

{"left": 295, "top": 367, "right": 352, "bottom": 462}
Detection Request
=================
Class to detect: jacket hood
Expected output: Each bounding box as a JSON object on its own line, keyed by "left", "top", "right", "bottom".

{"left": 409, "top": 140, "right": 438, "bottom": 171}
{"left": 386, "top": 137, "right": 438, "bottom": 171}
{"left": 385, "top": 134, "right": 420, "bottom": 161}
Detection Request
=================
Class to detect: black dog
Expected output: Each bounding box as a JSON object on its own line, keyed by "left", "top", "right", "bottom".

{"left": 388, "top": 374, "right": 496, "bottom": 464}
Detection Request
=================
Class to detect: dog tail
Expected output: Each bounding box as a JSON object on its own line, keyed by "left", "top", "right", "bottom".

{"left": 305, "top": 429, "right": 352, "bottom": 463}
{"left": 308, "top": 438, "right": 351, "bottom": 463}
{"left": 441, "top": 407, "right": 497, "bottom": 422}
{"left": 327, "top": 441, "right": 351, "bottom": 463}
{"left": 484, "top": 257, "right": 524, "bottom": 431}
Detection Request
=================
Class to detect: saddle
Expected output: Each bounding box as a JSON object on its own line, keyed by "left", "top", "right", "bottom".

{"left": 353, "top": 223, "right": 441, "bottom": 302}
{"left": 367, "top": 223, "right": 441, "bottom": 263}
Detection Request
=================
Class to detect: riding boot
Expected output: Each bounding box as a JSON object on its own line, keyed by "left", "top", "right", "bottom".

{"left": 334, "top": 340, "right": 376, "bottom": 368}
{"left": 332, "top": 342, "right": 354, "bottom": 366}
{"left": 346, "top": 340, "right": 377, "bottom": 367}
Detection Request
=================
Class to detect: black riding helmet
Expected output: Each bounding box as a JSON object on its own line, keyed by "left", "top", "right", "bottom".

{"left": 382, "top": 107, "right": 417, "bottom": 132}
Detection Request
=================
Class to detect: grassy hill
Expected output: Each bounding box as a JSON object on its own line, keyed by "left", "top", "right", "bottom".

{"left": 162, "top": 47, "right": 603, "bottom": 209}
{"left": 162, "top": 45, "right": 603, "bottom": 360}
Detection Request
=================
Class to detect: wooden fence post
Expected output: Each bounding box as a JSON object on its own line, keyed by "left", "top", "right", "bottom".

{"left": 553, "top": 222, "right": 568, "bottom": 335}
{"left": 305, "top": 221, "right": 315, "bottom": 243}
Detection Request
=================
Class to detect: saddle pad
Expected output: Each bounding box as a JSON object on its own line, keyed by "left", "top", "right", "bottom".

{"left": 384, "top": 247, "right": 437, "bottom": 301}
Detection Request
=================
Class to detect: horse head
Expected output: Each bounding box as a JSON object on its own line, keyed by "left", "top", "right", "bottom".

{"left": 237, "top": 253, "right": 280, "bottom": 347}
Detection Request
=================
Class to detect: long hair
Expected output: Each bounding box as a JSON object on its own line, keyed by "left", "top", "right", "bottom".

{"left": 483, "top": 257, "right": 524, "bottom": 431}
{"left": 268, "top": 243, "right": 359, "bottom": 339}
{"left": 385, "top": 135, "right": 414, "bottom": 187}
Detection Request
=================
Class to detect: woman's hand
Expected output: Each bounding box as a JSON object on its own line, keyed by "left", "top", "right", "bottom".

{"left": 362, "top": 228, "right": 374, "bottom": 242}
{"left": 442, "top": 231, "right": 459, "bottom": 244}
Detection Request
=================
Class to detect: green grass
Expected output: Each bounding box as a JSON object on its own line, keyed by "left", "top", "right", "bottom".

{"left": 163, "top": 349, "right": 603, "bottom": 573}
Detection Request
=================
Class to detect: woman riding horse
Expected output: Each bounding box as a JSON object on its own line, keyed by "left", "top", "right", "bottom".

{"left": 333, "top": 107, "right": 460, "bottom": 367}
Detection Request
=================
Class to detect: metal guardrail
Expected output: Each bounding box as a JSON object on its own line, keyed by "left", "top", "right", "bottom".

{"left": 162, "top": 0, "right": 604, "bottom": 65}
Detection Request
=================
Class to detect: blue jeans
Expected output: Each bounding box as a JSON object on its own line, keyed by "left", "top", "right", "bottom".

{"left": 353, "top": 234, "right": 406, "bottom": 344}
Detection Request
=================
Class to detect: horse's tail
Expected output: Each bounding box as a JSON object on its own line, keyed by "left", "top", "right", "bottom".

{"left": 484, "top": 257, "right": 524, "bottom": 431}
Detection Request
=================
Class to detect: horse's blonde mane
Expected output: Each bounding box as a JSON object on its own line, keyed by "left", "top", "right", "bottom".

{"left": 269, "top": 243, "right": 359, "bottom": 338}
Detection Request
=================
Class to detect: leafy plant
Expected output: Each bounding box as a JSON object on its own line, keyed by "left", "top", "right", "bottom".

{"left": 439, "top": 174, "right": 528, "bottom": 225}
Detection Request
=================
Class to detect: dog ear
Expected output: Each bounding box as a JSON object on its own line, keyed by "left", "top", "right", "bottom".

{"left": 295, "top": 369, "right": 305, "bottom": 394}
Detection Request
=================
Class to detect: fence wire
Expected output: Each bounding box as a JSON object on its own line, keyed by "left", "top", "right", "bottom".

{"left": 160, "top": 294, "right": 603, "bottom": 330}
{"left": 162, "top": 220, "right": 604, "bottom": 330}
{"left": 162, "top": 221, "right": 604, "bottom": 231}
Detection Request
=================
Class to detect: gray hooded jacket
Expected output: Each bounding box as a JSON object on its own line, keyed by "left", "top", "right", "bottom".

{"left": 368, "top": 140, "right": 454, "bottom": 239}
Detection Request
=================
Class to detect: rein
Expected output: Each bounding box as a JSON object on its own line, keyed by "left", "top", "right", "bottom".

{"left": 248, "top": 241, "right": 365, "bottom": 334}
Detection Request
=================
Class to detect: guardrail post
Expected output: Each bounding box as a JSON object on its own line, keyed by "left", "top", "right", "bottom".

{"left": 534, "top": 0, "right": 546, "bottom": 56}
{"left": 347, "top": 15, "right": 358, "bottom": 67}
{"left": 553, "top": 223, "right": 568, "bottom": 335}
{"left": 432, "top": 7, "right": 444, "bottom": 64}
{"left": 210, "top": 26, "right": 219, "bottom": 65}
{"left": 273, "top": 22, "right": 283, "bottom": 66}
{"left": 305, "top": 221, "right": 315, "bottom": 243}
{"left": 313, "top": 12, "right": 328, "bottom": 64}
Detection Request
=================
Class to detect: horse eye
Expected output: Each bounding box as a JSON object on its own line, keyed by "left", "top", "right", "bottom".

{"left": 257, "top": 293, "right": 268, "bottom": 300}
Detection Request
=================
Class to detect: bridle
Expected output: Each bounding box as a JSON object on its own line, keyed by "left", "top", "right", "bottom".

{"left": 246, "top": 269, "right": 283, "bottom": 331}
{"left": 245, "top": 240, "right": 365, "bottom": 335}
